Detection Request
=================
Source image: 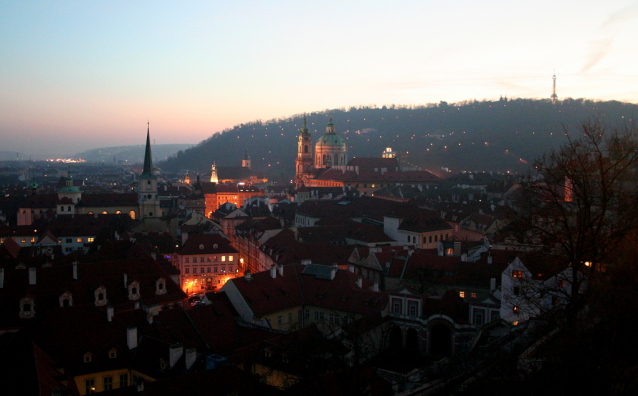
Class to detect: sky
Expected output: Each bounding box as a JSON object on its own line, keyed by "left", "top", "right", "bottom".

{"left": 2, "top": 0, "right": 638, "bottom": 158}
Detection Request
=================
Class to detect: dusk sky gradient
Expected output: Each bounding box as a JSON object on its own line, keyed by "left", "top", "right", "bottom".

{"left": 2, "top": 1, "right": 638, "bottom": 157}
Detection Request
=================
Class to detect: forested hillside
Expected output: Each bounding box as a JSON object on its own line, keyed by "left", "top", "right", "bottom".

{"left": 161, "top": 98, "right": 638, "bottom": 180}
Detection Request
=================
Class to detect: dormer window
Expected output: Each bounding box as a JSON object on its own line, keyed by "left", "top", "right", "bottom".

{"left": 59, "top": 292, "right": 73, "bottom": 307}
{"left": 19, "top": 297, "right": 35, "bottom": 319}
{"left": 94, "top": 286, "right": 107, "bottom": 306}
{"left": 155, "top": 278, "right": 167, "bottom": 295}
{"left": 109, "top": 348, "right": 117, "bottom": 359}
{"left": 159, "top": 358, "right": 167, "bottom": 370}
{"left": 213, "top": 243, "right": 218, "bottom": 249}
{"left": 128, "top": 281, "right": 140, "bottom": 301}
{"left": 199, "top": 244, "right": 205, "bottom": 250}
{"left": 84, "top": 352, "right": 92, "bottom": 363}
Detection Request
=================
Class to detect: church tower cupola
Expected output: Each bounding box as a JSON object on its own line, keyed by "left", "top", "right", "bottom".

{"left": 210, "top": 162, "right": 219, "bottom": 183}
{"left": 242, "top": 149, "right": 251, "bottom": 169}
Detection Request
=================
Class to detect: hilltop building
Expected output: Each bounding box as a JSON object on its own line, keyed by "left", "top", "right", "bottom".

{"left": 294, "top": 116, "right": 440, "bottom": 194}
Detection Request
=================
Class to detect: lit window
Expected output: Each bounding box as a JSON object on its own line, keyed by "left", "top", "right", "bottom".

{"left": 77, "top": 238, "right": 83, "bottom": 243}
{"left": 88, "top": 237, "right": 94, "bottom": 242}
{"left": 229, "top": 256, "right": 234, "bottom": 261}
{"left": 471, "top": 292, "right": 477, "bottom": 299}
{"left": 459, "top": 291, "right": 465, "bottom": 298}
{"left": 513, "top": 306, "right": 520, "bottom": 314}
{"left": 222, "top": 256, "right": 226, "bottom": 262}
{"left": 30, "top": 237, "right": 35, "bottom": 243}
{"left": 558, "top": 280, "right": 565, "bottom": 287}
{"left": 85, "top": 379, "right": 95, "bottom": 394}
{"left": 21, "top": 237, "right": 26, "bottom": 243}
{"left": 512, "top": 271, "right": 523, "bottom": 278}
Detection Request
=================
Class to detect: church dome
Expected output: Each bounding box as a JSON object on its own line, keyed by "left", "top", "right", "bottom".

{"left": 316, "top": 133, "right": 346, "bottom": 147}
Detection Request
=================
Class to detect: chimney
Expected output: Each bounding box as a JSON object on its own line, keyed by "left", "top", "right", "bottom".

{"left": 0, "top": 268, "right": 4, "bottom": 288}
{"left": 135, "top": 376, "right": 144, "bottom": 393}
{"left": 373, "top": 280, "right": 379, "bottom": 292}
{"left": 270, "top": 265, "right": 276, "bottom": 279}
{"left": 348, "top": 264, "right": 355, "bottom": 273}
{"left": 127, "top": 326, "right": 138, "bottom": 349}
{"left": 185, "top": 348, "right": 197, "bottom": 370}
{"left": 72, "top": 261, "right": 78, "bottom": 280}
{"left": 147, "top": 312, "right": 153, "bottom": 324}
{"left": 124, "top": 273, "right": 128, "bottom": 288}
{"left": 135, "top": 301, "right": 140, "bottom": 310}
{"left": 169, "top": 344, "right": 184, "bottom": 368}
{"left": 29, "top": 267, "right": 36, "bottom": 285}
{"left": 487, "top": 254, "right": 493, "bottom": 264}
{"left": 357, "top": 276, "right": 363, "bottom": 288}
{"left": 277, "top": 265, "right": 283, "bottom": 277}
{"left": 245, "top": 271, "right": 252, "bottom": 282}
{"left": 107, "top": 305, "right": 114, "bottom": 322}
{"left": 151, "top": 252, "right": 157, "bottom": 260}
{"left": 490, "top": 277, "right": 496, "bottom": 293}
{"left": 94, "top": 213, "right": 98, "bottom": 219}
{"left": 330, "top": 264, "right": 338, "bottom": 280}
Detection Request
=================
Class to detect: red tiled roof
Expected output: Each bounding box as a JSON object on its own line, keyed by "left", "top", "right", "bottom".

{"left": 178, "top": 234, "right": 237, "bottom": 256}
{"left": 228, "top": 264, "right": 387, "bottom": 318}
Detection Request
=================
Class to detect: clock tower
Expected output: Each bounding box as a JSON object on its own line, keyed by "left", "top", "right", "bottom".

{"left": 295, "top": 117, "right": 314, "bottom": 189}
{"left": 138, "top": 123, "right": 161, "bottom": 218}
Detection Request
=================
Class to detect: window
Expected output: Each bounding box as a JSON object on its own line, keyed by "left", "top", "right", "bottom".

{"left": 199, "top": 267, "right": 204, "bottom": 274}
{"left": 103, "top": 376, "right": 113, "bottom": 391}
{"left": 558, "top": 280, "right": 565, "bottom": 287}
{"left": 512, "top": 270, "right": 523, "bottom": 278}
{"left": 87, "top": 237, "right": 94, "bottom": 242}
{"left": 221, "top": 266, "right": 226, "bottom": 272}
{"left": 84, "top": 352, "right": 92, "bottom": 363}
{"left": 21, "top": 237, "right": 26, "bottom": 243}
{"left": 119, "top": 374, "right": 128, "bottom": 388}
{"left": 304, "top": 309, "right": 309, "bottom": 319}
{"left": 222, "top": 256, "right": 226, "bottom": 262}
{"left": 109, "top": 349, "right": 117, "bottom": 359}
{"left": 392, "top": 299, "right": 402, "bottom": 314}
{"left": 207, "top": 267, "right": 211, "bottom": 273}
{"left": 77, "top": 238, "right": 83, "bottom": 243}
{"left": 229, "top": 256, "right": 234, "bottom": 261}
{"left": 474, "top": 309, "right": 485, "bottom": 325}
{"left": 65, "top": 238, "right": 72, "bottom": 243}
{"left": 200, "top": 257, "right": 205, "bottom": 263}
{"left": 446, "top": 248, "right": 454, "bottom": 256}
{"left": 30, "top": 237, "right": 35, "bottom": 243}
{"left": 513, "top": 306, "right": 520, "bottom": 314}
{"left": 471, "top": 292, "right": 477, "bottom": 299}
{"left": 408, "top": 301, "right": 418, "bottom": 316}
{"left": 513, "top": 286, "right": 520, "bottom": 296}
{"left": 213, "top": 266, "right": 218, "bottom": 273}
{"left": 185, "top": 257, "right": 189, "bottom": 263}
{"left": 185, "top": 268, "right": 190, "bottom": 274}
{"left": 459, "top": 291, "right": 465, "bottom": 298}
{"left": 85, "top": 379, "right": 95, "bottom": 394}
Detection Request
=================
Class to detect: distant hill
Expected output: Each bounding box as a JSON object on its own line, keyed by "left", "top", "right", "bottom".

{"left": 75, "top": 144, "right": 193, "bottom": 164}
{"left": 160, "top": 98, "right": 638, "bottom": 179}
{"left": 0, "top": 151, "right": 33, "bottom": 161}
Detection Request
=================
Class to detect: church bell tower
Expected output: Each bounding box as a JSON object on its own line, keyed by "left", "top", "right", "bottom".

{"left": 295, "top": 116, "right": 314, "bottom": 189}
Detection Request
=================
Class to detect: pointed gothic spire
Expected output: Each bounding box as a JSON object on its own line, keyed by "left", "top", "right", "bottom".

{"left": 243, "top": 148, "right": 250, "bottom": 160}
{"left": 143, "top": 122, "right": 153, "bottom": 176}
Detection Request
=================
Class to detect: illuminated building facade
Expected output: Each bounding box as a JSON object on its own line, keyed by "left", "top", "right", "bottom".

{"left": 176, "top": 234, "right": 239, "bottom": 293}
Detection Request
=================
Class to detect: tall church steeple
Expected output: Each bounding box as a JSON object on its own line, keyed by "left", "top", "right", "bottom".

{"left": 143, "top": 122, "right": 153, "bottom": 176}
{"left": 210, "top": 162, "right": 219, "bottom": 183}
{"left": 138, "top": 123, "right": 160, "bottom": 218}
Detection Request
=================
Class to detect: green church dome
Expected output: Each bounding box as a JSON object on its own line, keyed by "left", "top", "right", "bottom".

{"left": 316, "top": 133, "right": 346, "bottom": 147}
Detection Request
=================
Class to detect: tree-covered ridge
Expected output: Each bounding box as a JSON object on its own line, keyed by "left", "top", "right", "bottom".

{"left": 161, "top": 98, "right": 638, "bottom": 179}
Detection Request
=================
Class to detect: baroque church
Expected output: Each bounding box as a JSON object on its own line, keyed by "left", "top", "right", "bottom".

{"left": 295, "top": 115, "right": 348, "bottom": 189}
{"left": 294, "top": 115, "right": 441, "bottom": 195}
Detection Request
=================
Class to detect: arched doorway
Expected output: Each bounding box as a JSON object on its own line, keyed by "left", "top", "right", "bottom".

{"left": 389, "top": 326, "right": 403, "bottom": 349}
{"left": 406, "top": 328, "right": 419, "bottom": 350}
{"left": 429, "top": 323, "right": 452, "bottom": 356}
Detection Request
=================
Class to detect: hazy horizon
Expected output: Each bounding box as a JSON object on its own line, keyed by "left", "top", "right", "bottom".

{"left": 2, "top": 1, "right": 638, "bottom": 158}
